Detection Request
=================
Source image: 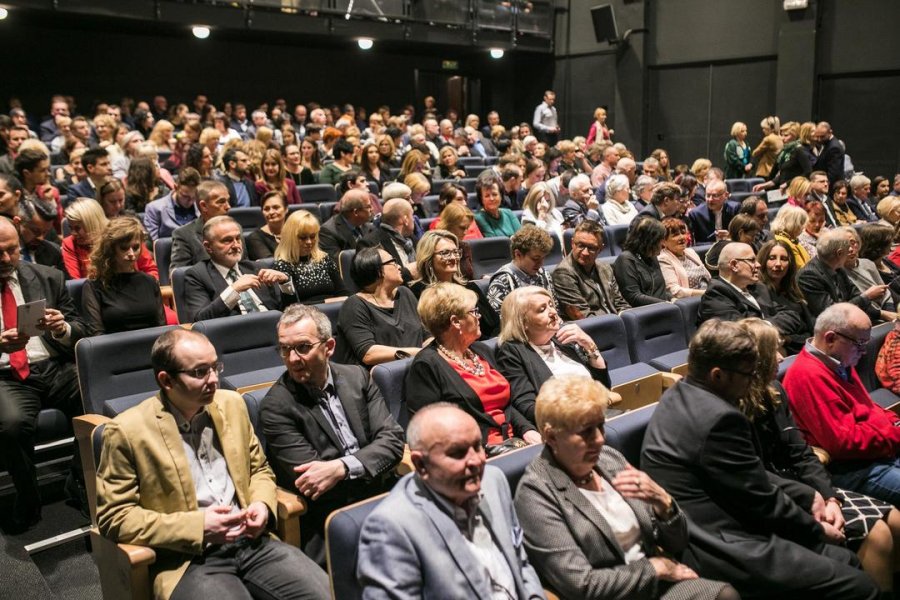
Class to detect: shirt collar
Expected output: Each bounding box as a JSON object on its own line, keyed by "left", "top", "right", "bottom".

{"left": 421, "top": 479, "right": 482, "bottom": 538}
{"left": 805, "top": 339, "right": 850, "bottom": 379}
{"left": 163, "top": 396, "right": 210, "bottom": 433}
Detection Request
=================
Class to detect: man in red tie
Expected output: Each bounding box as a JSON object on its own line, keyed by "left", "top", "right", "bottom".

{"left": 0, "top": 216, "right": 85, "bottom": 532}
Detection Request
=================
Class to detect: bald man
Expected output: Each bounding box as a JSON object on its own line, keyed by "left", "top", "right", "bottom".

{"left": 319, "top": 189, "right": 375, "bottom": 261}
{"left": 359, "top": 197, "right": 418, "bottom": 282}
{"left": 357, "top": 404, "right": 545, "bottom": 599}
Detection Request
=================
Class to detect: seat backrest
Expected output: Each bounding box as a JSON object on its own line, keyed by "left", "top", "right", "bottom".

{"left": 423, "top": 194, "right": 441, "bottom": 217}
{"left": 65, "top": 278, "right": 86, "bottom": 312}
{"left": 469, "top": 237, "right": 510, "bottom": 279}
{"left": 460, "top": 178, "right": 477, "bottom": 193}
{"left": 76, "top": 325, "right": 177, "bottom": 415}
{"left": 605, "top": 224, "right": 629, "bottom": 255}
{"left": 858, "top": 322, "right": 893, "bottom": 391}
{"left": 367, "top": 181, "right": 379, "bottom": 196}
{"left": 563, "top": 228, "right": 574, "bottom": 255}
{"left": 579, "top": 314, "right": 632, "bottom": 370}
{"left": 326, "top": 494, "right": 385, "bottom": 600}
{"left": 318, "top": 201, "right": 338, "bottom": 223}
{"left": 543, "top": 234, "right": 563, "bottom": 267}
{"left": 254, "top": 257, "right": 275, "bottom": 270}
{"left": 620, "top": 303, "right": 687, "bottom": 364}
{"left": 420, "top": 217, "right": 437, "bottom": 230}
{"left": 457, "top": 156, "right": 485, "bottom": 167}
{"left": 338, "top": 249, "right": 359, "bottom": 294}
{"left": 487, "top": 443, "right": 543, "bottom": 492}
{"left": 171, "top": 266, "right": 192, "bottom": 323}
{"left": 605, "top": 403, "right": 658, "bottom": 466}
{"left": 675, "top": 296, "right": 702, "bottom": 344}
{"left": 776, "top": 354, "right": 798, "bottom": 381}
{"left": 287, "top": 203, "right": 325, "bottom": 219}
{"left": 465, "top": 164, "right": 486, "bottom": 178}
{"left": 154, "top": 237, "right": 173, "bottom": 286}
{"left": 192, "top": 311, "right": 283, "bottom": 376}
{"left": 228, "top": 206, "right": 265, "bottom": 230}
{"left": 370, "top": 358, "right": 413, "bottom": 429}
{"left": 242, "top": 389, "right": 269, "bottom": 451}
{"left": 297, "top": 183, "right": 337, "bottom": 204}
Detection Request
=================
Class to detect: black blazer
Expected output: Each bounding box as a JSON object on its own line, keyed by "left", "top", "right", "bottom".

{"left": 15, "top": 261, "right": 85, "bottom": 358}
{"left": 260, "top": 363, "right": 404, "bottom": 560}
{"left": 405, "top": 342, "right": 536, "bottom": 444}
{"left": 170, "top": 218, "right": 207, "bottom": 271}
{"left": 813, "top": 137, "right": 844, "bottom": 186}
{"left": 181, "top": 259, "right": 283, "bottom": 322}
{"left": 686, "top": 201, "right": 739, "bottom": 243}
{"left": 495, "top": 339, "right": 610, "bottom": 424}
{"left": 798, "top": 256, "right": 880, "bottom": 322}
{"left": 612, "top": 251, "right": 671, "bottom": 307}
{"left": 24, "top": 239, "right": 67, "bottom": 277}
{"left": 359, "top": 226, "right": 414, "bottom": 283}
{"left": 318, "top": 214, "right": 373, "bottom": 261}
{"left": 218, "top": 175, "right": 259, "bottom": 208}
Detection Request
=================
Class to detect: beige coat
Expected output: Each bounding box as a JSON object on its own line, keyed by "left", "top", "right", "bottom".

{"left": 752, "top": 132, "right": 783, "bottom": 177}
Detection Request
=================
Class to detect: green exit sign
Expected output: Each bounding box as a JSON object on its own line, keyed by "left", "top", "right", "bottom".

{"left": 442, "top": 60, "right": 459, "bottom": 70}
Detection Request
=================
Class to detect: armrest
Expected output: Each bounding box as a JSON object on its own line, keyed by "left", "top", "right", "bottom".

{"left": 119, "top": 542, "right": 157, "bottom": 567}
{"left": 607, "top": 391, "right": 623, "bottom": 406}
{"left": 396, "top": 445, "right": 414, "bottom": 476}
{"left": 275, "top": 487, "right": 306, "bottom": 548}
{"left": 73, "top": 414, "right": 112, "bottom": 525}
{"left": 160, "top": 285, "right": 175, "bottom": 311}
{"left": 659, "top": 372, "right": 682, "bottom": 389}
{"left": 91, "top": 529, "right": 156, "bottom": 600}
{"left": 812, "top": 446, "right": 831, "bottom": 465}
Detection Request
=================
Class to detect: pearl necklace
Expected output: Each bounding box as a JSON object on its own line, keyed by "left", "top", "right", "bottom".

{"left": 573, "top": 471, "right": 594, "bottom": 487}
{"left": 437, "top": 343, "right": 485, "bottom": 376}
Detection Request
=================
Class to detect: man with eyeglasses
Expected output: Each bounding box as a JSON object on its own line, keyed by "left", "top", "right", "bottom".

{"left": 96, "top": 328, "right": 330, "bottom": 600}
{"left": 785, "top": 303, "right": 900, "bottom": 507}
{"left": 687, "top": 178, "right": 740, "bottom": 243}
{"left": 643, "top": 319, "right": 879, "bottom": 600}
{"left": 260, "top": 304, "right": 404, "bottom": 565}
{"left": 319, "top": 189, "right": 375, "bottom": 262}
{"left": 551, "top": 220, "right": 630, "bottom": 320}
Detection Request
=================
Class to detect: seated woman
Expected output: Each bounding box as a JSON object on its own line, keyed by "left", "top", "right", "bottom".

{"left": 474, "top": 172, "right": 521, "bottom": 238}
{"left": 434, "top": 202, "right": 478, "bottom": 280}
{"left": 786, "top": 175, "right": 812, "bottom": 208}
{"left": 487, "top": 225, "right": 557, "bottom": 314}
{"left": 124, "top": 155, "right": 169, "bottom": 213}
{"left": 859, "top": 223, "right": 900, "bottom": 284}
{"left": 601, "top": 174, "right": 639, "bottom": 226}
{"left": 82, "top": 217, "right": 165, "bottom": 335}
{"left": 403, "top": 172, "right": 430, "bottom": 219}
{"left": 514, "top": 375, "right": 737, "bottom": 600}
{"left": 657, "top": 217, "right": 710, "bottom": 298}
{"left": 54, "top": 147, "right": 85, "bottom": 194}
{"left": 430, "top": 182, "right": 482, "bottom": 235}
{"left": 876, "top": 196, "right": 900, "bottom": 229}
{"left": 612, "top": 218, "right": 672, "bottom": 306}
{"left": 797, "top": 199, "right": 827, "bottom": 259}
{"left": 299, "top": 137, "right": 322, "bottom": 182}
{"left": 273, "top": 209, "right": 344, "bottom": 304}
{"left": 740, "top": 318, "right": 900, "bottom": 595}
{"left": 97, "top": 178, "right": 128, "bottom": 220}
{"left": 404, "top": 282, "right": 541, "bottom": 453}
{"left": 703, "top": 214, "right": 762, "bottom": 275}
{"left": 772, "top": 204, "right": 811, "bottom": 269}
{"left": 397, "top": 149, "right": 431, "bottom": 183}
{"left": 520, "top": 181, "right": 565, "bottom": 248}
{"left": 843, "top": 225, "right": 895, "bottom": 312}
{"left": 254, "top": 148, "right": 302, "bottom": 205}
{"left": 409, "top": 230, "right": 498, "bottom": 338}
{"left": 246, "top": 190, "right": 287, "bottom": 260}
{"left": 831, "top": 180, "right": 858, "bottom": 226}
{"left": 437, "top": 145, "right": 466, "bottom": 180}
{"left": 756, "top": 239, "right": 815, "bottom": 353}
{"left": 495, "top": 286, "right": 610, "bottom": 423}
{"left": 359, "top": 141, "right": 390, "bottom": 192}
{"left": 877, "top": 320, "right": 900, "bottom": 395}
{"left": 334, "top": 246, "right": 427, "bottom": 366}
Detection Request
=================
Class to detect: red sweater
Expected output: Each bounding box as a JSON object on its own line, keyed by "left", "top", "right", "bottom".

{"left": 62, "top": 236, "right": 159, "bottom": 280}
{"left": 783, "top": 347, "right": 900, "bottom": 461}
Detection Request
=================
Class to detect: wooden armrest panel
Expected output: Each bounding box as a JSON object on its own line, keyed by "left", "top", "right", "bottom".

{"left": 812, "top": 446, "right": 831, "bottom": 465}
{"left": 396, "top": 445, "right": 414, "bottom": 476}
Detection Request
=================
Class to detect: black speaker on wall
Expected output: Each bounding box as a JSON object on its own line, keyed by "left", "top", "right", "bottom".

{"left": 591, "top": 4, "right": 619, "bottom": 43}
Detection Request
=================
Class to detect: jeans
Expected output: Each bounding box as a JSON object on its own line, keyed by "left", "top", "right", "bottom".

{"left": 830, "top": 456, "right": 900, "bottom": 506}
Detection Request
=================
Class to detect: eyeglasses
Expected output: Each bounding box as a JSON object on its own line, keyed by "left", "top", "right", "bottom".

{"left": 435, "top": 249, "right": 461, "bottom": 260}
{"left": 277, "top": 340, "right": 327, "bottom": 358}
{"left": 467, "top": 307, "right": 481, "bottom": 318}
{"left": 382, "top": 258, "right": 398, "bottom": 266}
{"left": 173, "top": 362, "right": 224, "bottom": 380}
{"left": 707, "top": 191, "right": 728, "bottom": 199}
{"left": 573, "top": 242, "right": 601, "bottom": 253}
{"left": 833, "top": 331, "right": 869, "bottom": 350}
{"left": 733, "top": 257, "right": 758, "bottom": 269}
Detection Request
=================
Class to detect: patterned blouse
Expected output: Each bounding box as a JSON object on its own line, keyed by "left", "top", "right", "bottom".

{"left": 273, "top": 255, "right": 344, "bottom": 304}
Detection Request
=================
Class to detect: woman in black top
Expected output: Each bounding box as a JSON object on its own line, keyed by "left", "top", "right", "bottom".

{"left": 124, "top": 156, "right": 169, "bottom": 213}
{"left": 82, "top": 216, "right": 165, "bottom": 335}
{"left": 612, "top": 218, "right": 672, "bottom": 306}
{"left": 753, "top": 121, "right": 812, "bottom": 193}
{"left": 273, "top": 208, "right": 344, "bottom": 304}
{"left": 335, "top": 247, "right": 427, "bottom": 367}
{"left": 247, "top": 190, "right": 287, "bottom": 260}
{"left": 359, "top": 141, "right": 390, "bottom": 192}
{"left": 756, "top": 239, "right": 814, "bottom": 353}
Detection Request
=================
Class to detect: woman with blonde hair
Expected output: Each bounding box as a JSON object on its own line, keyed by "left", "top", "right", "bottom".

{"left": 397, "top": 148, "right": 431, "bottom": 182}
{"left": 437, "top": 145, "right": 466, "bottom": 179}
{"left": 273, "top": 209, "right": 344, "bottom": 304}
{"left": 82, "top": 216, "right": 165, "bottom": 335}
{"left": 752, "top": 116, "right": 783, "bottom": 178}
{"left": 92, "top": 114, "right": 117, "bottom": 150}
{"left": 771, "top": 204, "right": 811, "bottom": 269}
{"left": 147, "top": 119, "right": 175, "bottom": 152}
{"left": 521, "top": 181, "right": 565, "bottom": 247}
{"left": 690, "top": 158, "right": 712, "bottom": 182}
{"left": 585, "top": 106, "right": 613, "bottom": 145}
{"left": 724, "top": 121, "right": 752, "bottom": 179}
{"left": 786, "top": 176, "right": 812, "bottom": 207}
{"left": 752, "top": 121, "right": 812, "bottom": 193}
{"left": 255, "top": 148, "right": 301, "bottom": 205}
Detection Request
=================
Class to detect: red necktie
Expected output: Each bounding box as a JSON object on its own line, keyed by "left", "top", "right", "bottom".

{"left": 1, "top": 280, "right": 30, "bottom": 381}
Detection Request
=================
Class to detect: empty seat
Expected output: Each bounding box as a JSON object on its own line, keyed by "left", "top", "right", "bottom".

{"left": 605, "top": 224, "right": 629, "bottom": 256}
{"left": 229, "top": 206, "right": 265, "bottom": 230}
{"left": 605, "top": 402, "right": 658, "bottom": 466}
{"left": 296, "top": 184, "right": 337, "bottom": 204}
{"left": 469, "top": 237, "right": 510, "bottom": 279}
{"left": 154, "top": 237, "right": 173, "bottom": 285}
{"left": 465, "top": 164, "right": 487, "bottom": 178}
{"left": 370, "top": 357, "right": 413, "bottom": 429}
{"left": 620, "top": 303, "right": 689, "bottom": 375}
{"left": 460, "top": 178, "right": 477, "bottom": 193}
{"left": 726, "top": 178, "right": 757, "bottom": 193}
{"left": 318, "top": 201, "right": 338, "bottom": 222}
{"left": 457, "top": 156, "right": 485, "bottom": 167}
{"left": 423, "top": 194, "right": 441, "bottom": 217}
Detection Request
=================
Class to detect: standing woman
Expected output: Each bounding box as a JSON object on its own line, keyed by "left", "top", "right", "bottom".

{"left": 724, "top": 121, "right": 752, "bottom": 179}
{"left": 82, "top": 216, "right": 165, "bottom": 335}
{"left": 585, "top": 106, "right": 613, "bottom": 145}
{"left": 246, "top": 190, "right": 287, "bottom": 260}
{"left": 752, "top": 116, "right": 783, "bottom": 178}
{"left": 273, "top": 209, "right": 344, "bottom": 304}
{"left": 255, "top": 148, "right": 302, "bottom": 205}
{"left": 752, "top": 121, "right": 811, "bottom": 193}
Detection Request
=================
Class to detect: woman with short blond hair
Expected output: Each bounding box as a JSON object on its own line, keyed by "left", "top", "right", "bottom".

{"left": 273, "top": 209, "right": 343, "bottom": 304}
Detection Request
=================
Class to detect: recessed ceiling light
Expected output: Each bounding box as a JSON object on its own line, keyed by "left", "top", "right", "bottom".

{"left": 192, "top": 25, "right": 210, "bottom": 39}
{"left": 490, "top": 48, "right": 505, "bottom": 59}
{"left": 357, "top": 38, "right": 374, "bottom": 50}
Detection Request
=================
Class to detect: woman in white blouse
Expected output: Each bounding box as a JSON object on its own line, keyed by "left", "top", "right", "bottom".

{"left": 520, "top": 182, "right": 565, "bottom": 248}
{"left": 601, "top": 174, "right": 638, "bottom": 226}
{"left": 657, "top": 217, "right": 711, "bottom": 298}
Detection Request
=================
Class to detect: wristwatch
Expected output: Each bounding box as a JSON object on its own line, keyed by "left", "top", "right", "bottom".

{"left": 586, "top": 343, "right": 601, "bottom": 360}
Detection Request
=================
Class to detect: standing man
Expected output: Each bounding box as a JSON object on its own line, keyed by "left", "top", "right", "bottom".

{"left": 532, "top": 90, "right": 560, "bottom": 147}
{"left": 260, "top": 305, "right": 404, "bottom": 565}
{"left": 96, "top": 328, "right": 329, "bottom": 600}
{"left": 813, "top": 122, "right": 846, "bottom": 187}
{"left": 357, "top": 403, "right": 546, "bottom": 599}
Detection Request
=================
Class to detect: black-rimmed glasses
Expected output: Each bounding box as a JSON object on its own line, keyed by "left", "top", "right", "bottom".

{"left": 173, "top": 362, "right": 224, "bottom": 380}
{"left": 277, "top": 340, "right": 327, "bottom": 358}
{"left": 833, "top": 331, "right": 869, "bottom": 350}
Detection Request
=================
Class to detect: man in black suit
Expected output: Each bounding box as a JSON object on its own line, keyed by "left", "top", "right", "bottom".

{"left": 170, "top": 180, "right": 232, "bottom": 272}
{"left": 318, "top": 189, "right": 374, "bottom": 261}
{"left": 359, "top": 198, "right": 417, "bottom": 282}
{"left": 0, "top": 217, "right": 85, "bottom": 532}
{"left": 813, "top": 121, "right": 845, "bottom": 187}
{"left": 15, "top": 198, "right": 66, "bottom": 275}
{"left": 687, "top": 178, "right": 739, "bottom": 243}
{"left": 641, "top": 319, "right": 879, "bottom": 600}
{"left": 260, "top": 304, "right": 404, "bottom": 565}
{"left": 181, "top": 216, "right": 289, "bottom": 322}
{"left": 64, "top": 148, "right": 111, "bottom": 206}
{"left": 218, "top": 148, "right": 258, "bottom": 208}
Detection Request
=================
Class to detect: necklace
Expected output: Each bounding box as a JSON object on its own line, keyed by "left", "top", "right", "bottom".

{"left": 365, "top": 292, "right": 393, "bottom": 309}
{"left": 437, "top": 343, "right": 485, "bottom": 376}
{"left": 573, "top": 471, "right": 594, "bottom": 487}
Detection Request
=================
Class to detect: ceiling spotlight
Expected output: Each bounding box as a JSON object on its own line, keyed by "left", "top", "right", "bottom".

{"left": 192, "top": 25, "right": 210, "bottom": 39}
{"left": 357, "top": 38, "right": 374, "bottom": 50}
{"left": 0, "top": 8, "right": 9, "bottom": 20}
{"left": 490, "top": 48, "right": 505, "bottom": 59}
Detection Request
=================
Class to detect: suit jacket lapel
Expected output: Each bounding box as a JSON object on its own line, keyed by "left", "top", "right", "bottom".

{"left": 153, "top": 396, "right": 200, "bottom": 509}
{"left": 289, "top": 378, "right": 343, "bottom": 451}
{"left": 208, "top": 398, "right": 249, "bottom": 505}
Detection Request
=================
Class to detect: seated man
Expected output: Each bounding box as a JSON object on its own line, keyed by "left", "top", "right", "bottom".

{"left": 95, "top": 329, "right": 329, "bottom": 600}
{"left": 551, "top": 220, "right": 630, "bottom": 319}
{"left": 14, "top": 196, "right": 66, "bottom": 275}
{"left": 641, "top": 320, "right": 879, "bottom": 600}
{"left": 182, "top": 216, "right": 290, "bottom": 322}
{"left": 0, "top": 216, "right": 84, "bottom": 532}
{"left": 784, "top": 303, "right": 900, "bottom": 506}
{"left": 170, "top": 180, "right": 233, "bottom": 272}
{"left": 64, "top": 147, "right": 111, "bottom": 205}
{"left": 359, "top": 197, "right": 418, "bottom": 282}
{"left": 698, "top": 241, "right": 808, "bottom": 352}
{"left": 637, "top": 181, "right": 682, "bottom": 221}
{"left": 487, "top": 225, "right": 558, "bottom": 314}
{"left": 357, "top": 403, "right": 546, "bottom": 599}
{"left": 561, "top": 173, "right": 603, "bottom": 228}
{"left": 687, "top": 179, "right": 739, "bottom": 243}
{"left": 217, "top": 148, "right": 258, "bottom": 208}
{"left": 143, "top": 167, "right": 201, "bottom": 242}
{"left": 318, "top": 189, "right": 375, "bottom": 261}
{"left": 260, "top": 304, "right": 404, "bottom": 565}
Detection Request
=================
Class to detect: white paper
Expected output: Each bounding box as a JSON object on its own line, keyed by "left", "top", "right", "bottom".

{"left": 17, "top": 299, "right": 46, "bottom": 337}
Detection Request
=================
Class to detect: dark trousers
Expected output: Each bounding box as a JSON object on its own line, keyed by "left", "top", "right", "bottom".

{"left": 0, "top": 358, "right": 81, "bottom": 507}
{"left": 170, "top": 535, "right": 329, "bottom": 600}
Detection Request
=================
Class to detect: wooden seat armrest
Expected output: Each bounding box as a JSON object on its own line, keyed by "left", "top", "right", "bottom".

{"left": 396, "top": 445, "right": 415, "bottom": 476}
{"left": 119, "top": 542, "right": 157, "bottom": 567}
{"left": 812, "top": 446, "right": 831, "bottom": 465}
{"left": 659, "top": 372, "right": 682, "bottom": 388}
{"left": 160, "top": 285, "right": 175, "bottom": 310}
{"left": 276, "top": 488, "right": 307, "bottom": 519}
{"left": 607, "top": 391, "right": 623, "bottom": 406}
{"left": 73, "top": 414, "right": 112, "bottom": 525}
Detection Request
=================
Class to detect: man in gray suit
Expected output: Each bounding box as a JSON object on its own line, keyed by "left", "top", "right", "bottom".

{"left": 169, "top": 180, "right": 232, "bottom": 273}
{"left": 357, "top": 404, "right": 546, "bottom": 599}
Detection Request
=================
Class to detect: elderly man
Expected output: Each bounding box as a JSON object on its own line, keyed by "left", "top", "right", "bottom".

{"left": 487, "top": 226, "right": 558, "bottom": 313}
{"left": 848, "top": 175, "right": 878, "bottom": 222}
{"left": 642, "top": 320, "right": 879, "bottom": 600}
{"left": 464, "top": 126, "right": 497, "bottom": 159}
{"left": 181, "top": 216, "right": 290, "bottom": 322}
{"left": 561, "top": 173, "right": 603, "bottom": 227}
{"left": 0, "top": 216, "right": 85, "bottom": 532}
{"left": 260, "top": 305, "right": 404, "bottom": 565}
{"left": 687, "top": 178, "right": 739, "bottom": 243}
{"left": 96, "top": 329, "right": 329, "bottom": 600}
{"left": 552, "top": 220, "right": 630, "bottom": 319}
{"left": 590, "top": 145, "right": 620, "bottom": 188}
{"left": 798, "top": 229, "right": 885, "bottom": 322}
{"left": 359, "top": 197, "right": 417, "bottom": 282}
{"left": 785, "top": 303, "right": 900, "bottom": 505}
{"left": 641, "top": 156, "right": 660, "bottom": 180}
{"left": 357, "top": 403, "right": 546, "bottom": 599}
{"left": 319, "top": 189, "right": 375, "bottom": 261}
{"left": 170, "top": 180, "right": 233, "bottom": 271}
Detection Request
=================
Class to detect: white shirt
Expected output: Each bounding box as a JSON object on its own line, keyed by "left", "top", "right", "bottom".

{"left": 602, "top": 199, "right": 639, "bottom": 226}
{"left": 530, "top": 341, "right": 591, "bottom": 379}
{"left": 0, "top": 273, "right": 71, "bottom": 369}
{"left": 213, "top": 262, "right": 269, "bottom": 314}
{"left": 579, "top": 482, "right": 645, "bottom": 564}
